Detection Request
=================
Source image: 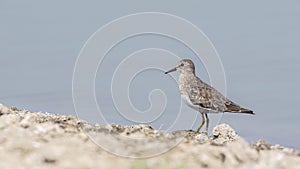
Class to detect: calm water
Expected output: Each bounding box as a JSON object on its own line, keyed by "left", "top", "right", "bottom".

{"left": 1, "top": 1, "right": 300, "bottom": 150}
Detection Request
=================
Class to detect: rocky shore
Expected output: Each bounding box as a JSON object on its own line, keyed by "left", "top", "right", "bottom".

{"left": 0, "top": 104, "right": 299, "bottom": 169}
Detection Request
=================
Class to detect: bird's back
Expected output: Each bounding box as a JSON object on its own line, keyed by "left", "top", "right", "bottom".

{"left": 179, "top": 73, "right": 254, "bottom": 114}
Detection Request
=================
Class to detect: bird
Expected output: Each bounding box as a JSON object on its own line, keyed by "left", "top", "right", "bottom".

{"left": 165, "top": 59, "right": 254, "bottom": 133}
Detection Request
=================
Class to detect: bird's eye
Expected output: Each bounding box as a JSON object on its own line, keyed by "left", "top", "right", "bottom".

{"left": 180, "top": 63, "right": 184, "bottom": 66}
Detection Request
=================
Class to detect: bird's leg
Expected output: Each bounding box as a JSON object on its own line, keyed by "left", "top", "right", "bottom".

{"left": 205, "top": 113, "right": 209, "bottom": 134}
{"left": 196, "top": 113, "right": 205, "bottom": 133}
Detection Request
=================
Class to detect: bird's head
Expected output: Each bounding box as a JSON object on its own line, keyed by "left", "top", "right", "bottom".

{"left": 165, "top": 59, "right": 195, "bottom": 74}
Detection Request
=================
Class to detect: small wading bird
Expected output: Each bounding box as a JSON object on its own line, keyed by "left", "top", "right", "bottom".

{"left": 165, "top": 59, "right": 254, "bottom": 133}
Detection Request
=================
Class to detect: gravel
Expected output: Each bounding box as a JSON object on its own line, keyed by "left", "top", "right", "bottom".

{"left": 0, "top": 104, "right": 299, "bottom": 169}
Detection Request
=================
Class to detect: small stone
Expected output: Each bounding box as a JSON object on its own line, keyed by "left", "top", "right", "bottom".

{"left": 0, "top": 104, "right": 11, "bottom": 115}
{"left": 212, "top": 123, "right": 240, "bottom": 145}
{"left": 195, "top": 133, "right": 209, "bottom": 144}
{"left": 20, "top": 114, "right": 34, "bottom": 128}
{"left": 10, "top": 107, "right": 21, "bottom": 112}
{"left": 253, "top": 140, "right": 272, "bottom": 150}
{"left": 44, "top": 158, "right": 56, "bottom": 164}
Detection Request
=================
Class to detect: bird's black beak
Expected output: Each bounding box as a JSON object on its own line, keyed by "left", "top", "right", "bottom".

{"left": 164, "top": 67, "right": 177, "bottom": 74}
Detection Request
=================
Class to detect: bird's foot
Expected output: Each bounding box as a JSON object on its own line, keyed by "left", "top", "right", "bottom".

{"left": 195, "top": 131, "right": 209, "bottom": 143}
{"left": 201, "top": 131, "right": 208, "bottom": 135}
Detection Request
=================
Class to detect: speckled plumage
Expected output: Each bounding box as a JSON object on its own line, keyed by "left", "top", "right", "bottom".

{"left": 165, "top": 59, "right": 254, "bottom": 133}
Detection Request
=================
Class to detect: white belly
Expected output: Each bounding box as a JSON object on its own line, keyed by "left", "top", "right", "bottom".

{"left": 181, "top": 95, "right": 219, "bottom": 114}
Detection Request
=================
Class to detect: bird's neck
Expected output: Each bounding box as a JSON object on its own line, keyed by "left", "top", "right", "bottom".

{"left": 180, "top": 71, "right": 195, "bottom": 77}
{"left": 178, "top": 72, "right": 195, "bottom": 95}
{"left": 179, "top": 72, "right": 196, "bottom": 83}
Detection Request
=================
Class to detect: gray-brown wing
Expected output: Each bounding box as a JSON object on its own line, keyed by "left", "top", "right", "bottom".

{"left": 187, "top": 77, "right": 228, "bottom": 112}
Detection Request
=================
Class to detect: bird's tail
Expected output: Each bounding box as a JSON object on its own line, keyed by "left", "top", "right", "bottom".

{"left": 226, "top": 107, "right": 255, "bottom": 114}
{"left": 225, "top": 102, "right": 254, "bottom": 115}
{"left": 236, "top": 108, "right": 254, "bottom": 114}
